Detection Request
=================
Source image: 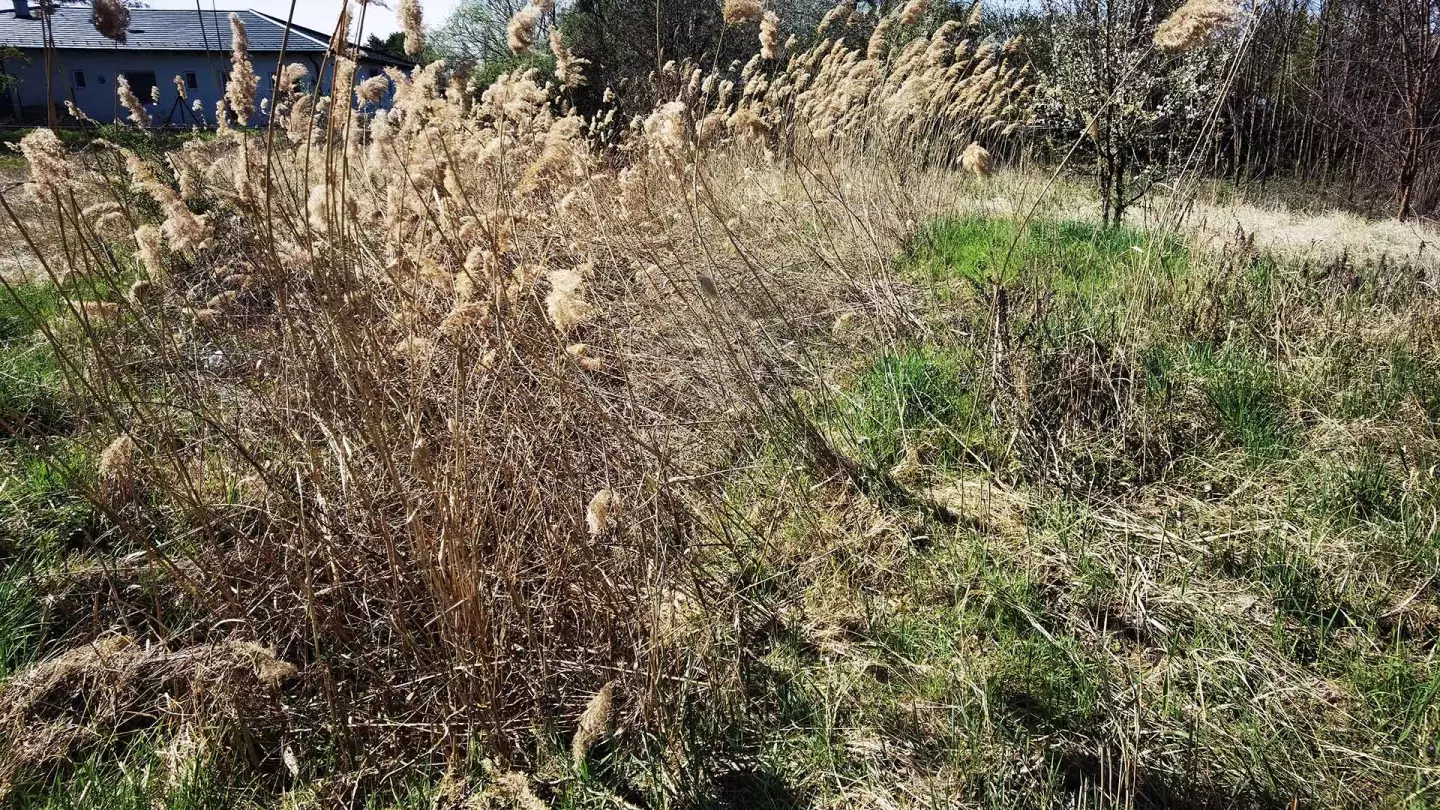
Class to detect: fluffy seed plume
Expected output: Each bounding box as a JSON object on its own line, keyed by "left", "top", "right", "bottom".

{"left": 98, "top": 434, "right": 137, "bottom": 501}
{"left": 134, "top": 225, "right": 164, "bottom": 276}
{"left": 399, "top": 0, "right": 425, "bottom": 56}
{"left": 900, "top": 0, "right": 927, "bottom": 25}
{"left": 571, "top": 682, "right": 615, "bottom": 765}
{"left": 966, "top": 0, "right": 983, "bottom": 27}
{"left": 507, "top": 4, "right": 542, "bottom": 54}
{"left": 91, "top": 0, "right": 131, "bottom": 42}
{"left": 867, "top": 14, "right": 895, "bottom": 59}
{"left": 227, "top": 13, "right": 259, "bottom": 124}
{"left": 961, "top": 141, "right": 991, "bottom": 176}
{"left": 1154, "top": 0, "right": 1241, "bottom": 50}
{"left": 279, "top": 63, "right": 309, "bottom": 95}
{"left": 546, "top": 267, "right": 598, "bottom": 332}
{"left": 551, "top": 29, "right": 590, "bottom": 88}
{"left": 586, "top": 488, "right": 616, "bottom": 535}
{"left": 18, "top": 129, "right": 73, "bottom": 193}
{"left": 759, "top": 11, "right": 780, "bottom": 59}
{"left": 817, "top": 0, "right": 854, "bottom": 34}
{"left": 356, "top": 75, "right": 390, "bottom": 104}
{"left": 116, "top": 74, "right": 151, "bottom": 128}
{"left": 723, "top": 0, "right": 763, "bottom": 25}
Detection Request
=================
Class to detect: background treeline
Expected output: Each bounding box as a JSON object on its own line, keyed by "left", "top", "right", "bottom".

{"left": 430, "top": 0, "right": 1438, "bottom": 221}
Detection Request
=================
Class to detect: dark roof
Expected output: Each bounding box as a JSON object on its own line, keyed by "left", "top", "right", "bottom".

{"left": 0, "top": 7, "right": 413, "bottom": 66}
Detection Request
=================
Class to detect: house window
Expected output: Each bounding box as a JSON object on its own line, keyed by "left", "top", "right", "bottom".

{"left": 72, "top": 71, "right": 86, "bottom": 88}
{"left": 121, "top": 71, "right": 158, "bottom": 101}
{"left": 184, "top": 71, "right": 198, "bottom": 90}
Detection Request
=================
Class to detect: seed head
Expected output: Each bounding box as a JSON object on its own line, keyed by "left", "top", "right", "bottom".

{"left": 571, "top": 682, "right": 615, "bottom": 765}
{"left": 98, "top": 434, "right": 137, "bottom": 501}
{"left": 817, "top": 0, "right": 854, "bottom": 35}
{"left": 965, "top": 1, "right": 983, "bottom": 28}
{"left": 759, "top": 11, "right": 781, "bottom": 59}
{"left": 356, "top": 75, "right": 391, "bottom": 104}
{"left": 545, "top": 266, "right": 598, "bottom": 333}
{"left": 279, "top": 63, "right": 310, "bottom": 95}
{"left": 867, "top": 15, "right": 895, "bottom": 60}
{"left": 723, "top": 0, "right": 763, "bottom": 25}
{"left": 91, "top": 0, "right": 131, "bottom": 42}
{"left": 961, "top": 141, "right": 991, "bottom": 176}
{"left": 228, "top": 13, "right": 259, "bottom": 124}
{"left": 507, "top": 4, "right": 542, "bottom": 54}
{"left": 586, "top": 488, "right": 617, "bottom": 535}
{"left": 116, "top": 74, "right": 151, "bottom": 128}
{"left": 399, "top": 0, "right": 425, "bottom": 57}
{"left": 1154, "top": 0, "right": 1240, "bottom": 50}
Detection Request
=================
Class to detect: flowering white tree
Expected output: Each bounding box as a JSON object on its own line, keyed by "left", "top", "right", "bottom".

{"left": 1038, "top": 0, "right": 1235, "bottom": 224}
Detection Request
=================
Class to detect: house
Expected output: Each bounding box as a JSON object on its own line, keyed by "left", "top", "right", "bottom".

{"left": 0, "top": 0, "right": 413, "bottom": 126}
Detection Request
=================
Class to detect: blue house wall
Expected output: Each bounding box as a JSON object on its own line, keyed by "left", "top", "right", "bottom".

{"left": 3, "top": 49, "right": 395, "bottom": 126}
{"left": 0, "top": 6, "right": 408, "bottom": 126}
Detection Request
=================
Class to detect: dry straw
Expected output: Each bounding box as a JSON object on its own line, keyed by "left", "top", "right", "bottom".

{"left": 1, "top": 5, "right": 1038, "bottom": 780}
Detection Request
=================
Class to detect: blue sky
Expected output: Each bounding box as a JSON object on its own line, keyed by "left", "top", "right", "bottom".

{"left": 141, "top": 0, "right": 464, "bottom": 39}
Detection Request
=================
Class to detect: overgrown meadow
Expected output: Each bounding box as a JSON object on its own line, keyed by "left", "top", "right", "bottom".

{"left": 0, "top": 1, "right": 1437, "bottom": 808}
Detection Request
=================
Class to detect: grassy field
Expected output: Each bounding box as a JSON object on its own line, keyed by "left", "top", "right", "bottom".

{"left": 2, "top": 199, "right": 1436, "bottom": 807}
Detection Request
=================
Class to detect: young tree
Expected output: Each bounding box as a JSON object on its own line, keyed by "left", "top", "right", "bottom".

{"left": 1038, "top": 0, "right": 1238, "bottom": 224}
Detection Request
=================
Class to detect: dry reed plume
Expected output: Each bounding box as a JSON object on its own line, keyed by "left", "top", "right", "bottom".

{"left": 399, "top": 0, "right": 426, "bottom": 56}
{"left": 1154, "top": 0, "right": 1242, "bottom": 50}
{"left": 90, "top": 0, "right": 130, "bottom": 42}
{"left": 724, "top": 0, "right": 764, "bottom": 25}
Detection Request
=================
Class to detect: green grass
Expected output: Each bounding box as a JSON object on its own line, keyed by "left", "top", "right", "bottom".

{"left": 910, "top": 214, "right": 1188, "bottom": 295}
{"left": 1194, "top": 345, "right": 1297, "bottom": 460}
{"left": 841, "top": 346, "right": 990, "bottom": 470}
{"left": 11, "top": 740, "right": 261, "bottom": 810}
